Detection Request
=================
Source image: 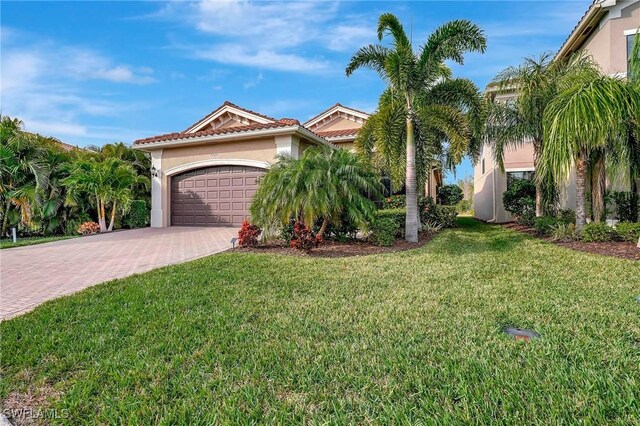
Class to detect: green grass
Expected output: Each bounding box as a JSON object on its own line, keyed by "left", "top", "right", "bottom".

{"left": 0, "top": 235, "right": 76, "bottom": 249}
{"left": 1, "top": 218, "right": 639, "bottom": 424}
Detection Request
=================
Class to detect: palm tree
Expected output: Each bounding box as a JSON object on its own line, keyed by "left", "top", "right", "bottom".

{"left": 63, "top": 157, "right": 149, "bottom": 232}
{"left": 540, "top": 65, "right": 640, "bottom": 232}
{"left": 249, "top": 147, "right": 383, "bottom": 237}
{"left": 0, "top": 116, "right": 50, "bottom": 235}
{"left": 346, "top": 13, "right": 486, "bottom": 242}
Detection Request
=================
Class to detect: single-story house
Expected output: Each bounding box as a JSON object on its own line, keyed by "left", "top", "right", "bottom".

{"left": 134, "top": 101, "right": 442, "bottom": 227}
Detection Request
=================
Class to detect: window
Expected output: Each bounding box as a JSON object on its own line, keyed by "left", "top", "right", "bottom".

{"left": 629, "top": 34, "right": 638, "bottom": 77}
{"left": 481, "top": 159, "right": 485, "bottom": 175}
{"left": 506, "top": 171, "right": 535, "bottom": 189}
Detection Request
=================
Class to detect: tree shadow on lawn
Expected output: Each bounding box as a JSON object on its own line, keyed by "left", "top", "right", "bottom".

{"left": 432, "top": 217, "right": 530, "bottom": 256}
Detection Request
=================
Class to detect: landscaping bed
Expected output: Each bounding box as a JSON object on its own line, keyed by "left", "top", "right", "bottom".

{"left": 503, "top": 223, "right": 639, "bottom": 261}
{"left": 234, "top": 232, "right": 435, "bottom": 258}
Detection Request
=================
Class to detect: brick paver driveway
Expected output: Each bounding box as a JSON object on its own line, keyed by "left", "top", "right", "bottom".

{"left": 0, "top": 227, "right": 236, "bottom": 319}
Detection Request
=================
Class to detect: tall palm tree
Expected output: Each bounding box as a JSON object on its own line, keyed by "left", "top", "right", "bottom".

{"left": 487, "top": 53, "right": 597, "bottom": 217}
{"left": 540, "top": 66, "right": 640, "bottom": 232}
{"left": 346, "top": 13, "right": 486, "bottom": 242}
{"left": 249, "top": 147, "right": 383, "bottom": 237}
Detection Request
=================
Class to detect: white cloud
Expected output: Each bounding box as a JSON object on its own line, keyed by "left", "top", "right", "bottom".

{"left": 243, "top": 72, "right": 264, "bottom": 89}
{"left": 1, "top": 32, "right": 156, "bottom": 143}
{"left": 155, "top": 0, "right": 373, "bottom": 73}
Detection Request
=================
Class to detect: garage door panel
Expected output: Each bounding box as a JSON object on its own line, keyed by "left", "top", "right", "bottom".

{"left": 172, "top": 165, "right": 264, "bottom": 227}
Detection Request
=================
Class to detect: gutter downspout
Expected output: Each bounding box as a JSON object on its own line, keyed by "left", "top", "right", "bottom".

{"left": 489, "top": 168, "right": 497, "bottom": 223}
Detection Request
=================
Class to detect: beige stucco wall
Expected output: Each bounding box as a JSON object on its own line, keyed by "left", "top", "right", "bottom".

{"left": 315, "top": 117, "right": 364, "bottom": 131}
{"left": 582, "top": 1, "right": 639, "bottom": 75}
{"left": 161, "top": 138, "right": 277, "bottom": 171}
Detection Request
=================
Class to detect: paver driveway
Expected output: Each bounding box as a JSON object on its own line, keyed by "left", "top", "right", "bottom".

{"left": 0, "top": 227, "right": 236, "bottom": 319}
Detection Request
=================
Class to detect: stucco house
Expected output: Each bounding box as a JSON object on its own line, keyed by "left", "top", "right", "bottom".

{"left": 474, "top": 0, "right": 639, "bottom": 223}
{"left": 134, "top": 102, "right": 441, "bottom": 227}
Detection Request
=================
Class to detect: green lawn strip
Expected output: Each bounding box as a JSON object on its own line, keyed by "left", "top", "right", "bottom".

{"left": 1, "top": 218, "right": 639, "bottom": 424}
{"left": 0, "top": 235, "right": 77, "bottom": 249}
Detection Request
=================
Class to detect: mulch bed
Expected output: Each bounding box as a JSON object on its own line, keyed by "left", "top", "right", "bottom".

{"left": 232, "top": 232, "right": 435, "bottom": 258}
{"left": 503, "top": 223, "right": 640, "bottom": 261}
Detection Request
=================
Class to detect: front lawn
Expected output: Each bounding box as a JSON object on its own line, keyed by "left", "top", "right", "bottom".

{"left": 1, "top": 218, "right": 639, "bottom": 424}
{"left": 0, "top": 235, "right": 76, "bottom": 249}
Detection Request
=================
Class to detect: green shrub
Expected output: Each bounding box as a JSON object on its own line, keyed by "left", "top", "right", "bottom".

{"left": 502, "top": 179, "right": 536, "bottom": 225}
{"left": 383, "top": 195, "right": 406, "bottom": 209}
{"left": 534, "top": 216, "right": 556, "bottom": 236}
{"left": 280, "top": 219, "right": 295, "bottom": 243}
{"left": 374, "top": 208, "right": 406, "bottom": 236}
{"left": 614, "top": 222, "right": 640, "bottom": 243}
{"left": 456, "top": 199, "right": 472, "bottom": 213}
{"left": 557, "top": 209, "right": 576, "bottom": 225}
{"left": 581, "top": 223, "right": 615, "bottom": 242}
{"left": 437, "top": 184, "right": 464, "bottom": 205}
{"left": 421, "top": 197, "right": 457, "bottom": 228}
{"left": 123, "top": 200, "right": 149, "bottom": 229}
{"left": 550, "top": 222, "right": 578, "bottom": 242}
{"left": 369, "top": 217, "right": 398, "bottom": 247}
{"left": 612, "top": 191, "right": 639, "bottom": 222}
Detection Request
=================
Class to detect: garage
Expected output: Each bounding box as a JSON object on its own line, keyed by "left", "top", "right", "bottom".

{"left": 171, "top": 165, "right": 264, "bottom": 226}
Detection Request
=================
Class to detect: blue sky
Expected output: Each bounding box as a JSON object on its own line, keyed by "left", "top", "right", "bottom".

{"left": 2, "top": 0, "right": 591, "bottom": 182}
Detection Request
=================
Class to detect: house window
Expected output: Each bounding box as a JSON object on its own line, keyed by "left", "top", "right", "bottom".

{"left": 506, "top": 171, "right": 535, "bottom": 189}
{"left": 628, "top": 34, "right": 638, "bottom": 77}
{"left": 481, "top": 159, "right": 485, "bottom": 175}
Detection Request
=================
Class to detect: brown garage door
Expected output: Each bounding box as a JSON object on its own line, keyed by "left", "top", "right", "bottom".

{"left": 171, "top": 165, "right": 264, "bottom": 226}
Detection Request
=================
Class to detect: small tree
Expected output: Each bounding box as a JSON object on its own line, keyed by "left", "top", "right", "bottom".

{"left": 63, "top": 158, "right": 149, "bottom": 233}
{"left": 502, "top": 179, "right": 536, "bottom": 225}
{"left": 249, "top": 147, "right": 383, "bottom": 237}
{"left": 437, "top": 184, "right": 464, "bottom": 205}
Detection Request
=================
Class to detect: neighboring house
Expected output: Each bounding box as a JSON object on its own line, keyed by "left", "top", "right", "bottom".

{"left": 134, "top": 101, "right": 442, "bottom": 227}
{"left": 474, "top": 0, "right": 639, "bottom": 223}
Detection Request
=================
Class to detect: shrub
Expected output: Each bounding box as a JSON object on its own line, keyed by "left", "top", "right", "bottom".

{"left": 581, "top": 223, "right": 615, "bottom": 242}
{"left": 421, "top": 198, "right": 457, "bottom": 228}
{"left": 614, "top": 222, "right": 640, "bottom": 243}
{"left": 502, "top": 179, "right": 536, "bottom": 225}
{"left": 290, "top": 222, "right": 320, "bottom": 251}
{"left": 550, "top": 222, "right": 578, "bottom": 242}
{"left": 314, "top": 212, "right": 358, "bottom": 241}
{"left": 123, "top": 200, "right": 149, "bottom": 229}
{"left": 534, "top": 216, "right": 556, "bottom": 236}
{"left": 557, "top": 209, "right": 576, "bottom": 225}
{"left": 612, "top": 191, "right": 639, "bottom": 222}
{"left": 456, "top": 199, "right": 472, "bottom": 214}
{"left": 238, "top": 220, "right": 261, "bottom": 247}
{"left": 280, "top": 219, "right": 295, "bottom": 243}
{"left": 370, "top": 217, "right": 398, "bottom": 247}
{"left": 374, "top": 208, "right": 406, "bottom": 236}
{"left": 437, "top": 184, "right": 464, "bottom": 205}
{"left": 77, "top": 221, "right": 100, "bottom": 236}
{"left": 384, "top": 195, "right": 406, "bottom": 209}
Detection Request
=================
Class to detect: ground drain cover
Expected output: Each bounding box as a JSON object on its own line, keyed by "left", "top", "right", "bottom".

{"left": 504, "top": 327, "right": 540, "bottom": 342}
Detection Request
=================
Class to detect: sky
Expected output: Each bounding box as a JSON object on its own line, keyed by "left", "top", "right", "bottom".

{"left": 1, "top": 0, "right": 592, "bottom": 182}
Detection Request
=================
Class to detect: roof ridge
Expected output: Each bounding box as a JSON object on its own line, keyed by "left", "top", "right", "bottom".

{"left": 184, "top": 101, "right": 277, "bottom": 132}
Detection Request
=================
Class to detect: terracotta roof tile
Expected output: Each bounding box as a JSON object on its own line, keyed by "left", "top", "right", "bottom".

{"left": 184, "top": 100, "right": 277, "bottom": 132}
{"left": 315, "top": 128, "right": 360, "bottom": 138}
{"left": 134, "top": 121, "right": 294, "bottom": 145}
{"left": 278, "top": 118, "right": 300, "bottom": 125}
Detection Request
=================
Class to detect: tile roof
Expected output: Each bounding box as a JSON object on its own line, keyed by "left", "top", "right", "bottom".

{"left": 134, "top": 121, "right": 295, "bottom": 145}
{"left": 315, "top": 128, "right": 360, "bottom": 138}
{"left": 184, "top": 100, "right": 277, "bottom": 132}
{"left": 303, "top": 103, "right": 370, "bottom": 127}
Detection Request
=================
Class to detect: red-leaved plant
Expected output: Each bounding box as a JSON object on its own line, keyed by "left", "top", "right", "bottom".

{"left": 237, "top": 220, "right": 261, "bottom": 247}
{"left": 289, "top": 221, "right": 321, "bottom": 251}
{"left": 77, "top": 221, "right": 100, "bottom": 236}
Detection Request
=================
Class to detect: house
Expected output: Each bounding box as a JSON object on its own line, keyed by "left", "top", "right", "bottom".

{"left": 134, "top": 101, "right": 441, "bottom": 227}
{"left": 474, "top": 0, "right": 639, "bottom": 223}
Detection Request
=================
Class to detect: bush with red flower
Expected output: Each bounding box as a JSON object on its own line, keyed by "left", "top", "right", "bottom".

{"left": 289, "top": 221, "right": 321, "bottom": 251}
{"left": 237, "top": 220, "right": 262, "bottom": 247}
{"left": 77, "top": 221, "right": 100, "bottom": 236}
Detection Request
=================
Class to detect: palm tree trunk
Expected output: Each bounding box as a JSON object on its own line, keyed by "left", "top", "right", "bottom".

{"left": 533, "top": 141, "right": 543, "bottom": 217}
{"left": 575, "top": 149, "right": 588, "bottom": 234}
{"left": 405, "top": 115, "right": 419, "bottom": 243}
{"left": 591, "top": 153, "right": 606, "bottom": 223}
{"left": 107, "top": 202, "right": 117, "bottom": 232}
{"left": 317, "top": 218, "right": 328, "bottom": 238}
{"left": 1, "top": 198, "right": 11, "bottom": 236}
{"left": 98, "top": 199, "right": 107, "bottom": 233}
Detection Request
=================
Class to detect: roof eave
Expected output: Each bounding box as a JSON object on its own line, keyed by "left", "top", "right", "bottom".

{"left": 555, "top": 2, "right": 608, "bottom": 60}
